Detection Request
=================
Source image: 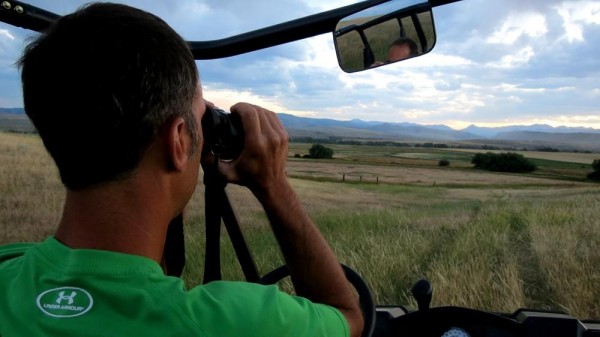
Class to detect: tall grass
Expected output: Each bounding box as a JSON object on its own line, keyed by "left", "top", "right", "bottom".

{"left": 0, "top": 133, "right": 63, "bottom": 243}
{"left": 2, "top": 132, "right": 599, "bottom": 318}
{"left": 182, "top": 179, "right": 600, "bottom": 318}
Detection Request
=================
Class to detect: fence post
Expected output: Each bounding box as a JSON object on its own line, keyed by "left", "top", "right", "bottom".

{"left": 342, "top": 174, "right": 345, "bottom": 182}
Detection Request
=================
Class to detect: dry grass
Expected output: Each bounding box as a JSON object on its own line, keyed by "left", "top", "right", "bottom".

{"left": 2, "top": 132, "right": 600, "bottom": 319}
{"left": 527, "top": 194, "right": 600, "bottom": 317}
{"left": 285, "top": 159, "right": 590, "bottom": 187}
{"left": 0, "top": 133, "right": 63, "bottom": 243}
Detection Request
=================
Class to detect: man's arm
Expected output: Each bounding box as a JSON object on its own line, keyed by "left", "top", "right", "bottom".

{"left": 214, "top": 103, "right": 364, "bottom": 337}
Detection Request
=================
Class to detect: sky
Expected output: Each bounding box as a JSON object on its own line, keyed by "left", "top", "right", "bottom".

{"left": 1, "top": 0, "right": 600, "bottom": 130}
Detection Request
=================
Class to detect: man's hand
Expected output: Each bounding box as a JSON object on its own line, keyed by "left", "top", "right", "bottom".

{"left": 214, "top": 103, "right": 289, "bottom": 197}
{"left": 207, "top": 102, "right": 364, "bottom": 337}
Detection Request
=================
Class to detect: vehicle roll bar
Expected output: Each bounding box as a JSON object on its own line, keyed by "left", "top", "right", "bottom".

{"left": 1, "top": 0, "right": 462, "bottom": 59}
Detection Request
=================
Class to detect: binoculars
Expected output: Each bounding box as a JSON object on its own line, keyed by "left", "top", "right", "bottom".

{"left": 201, "top": 107, "right": 244, "bottom": 160}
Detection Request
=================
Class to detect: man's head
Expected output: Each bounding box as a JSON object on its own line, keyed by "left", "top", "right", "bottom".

{"left": 18, "top": 3, "right": 200, "bottom": 190}
{"left": 387, "top": 37, "right": 418, "bottom": 62}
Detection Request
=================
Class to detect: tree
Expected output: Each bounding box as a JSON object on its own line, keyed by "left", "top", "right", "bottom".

{"left": 588, "top": 159, "right": 600, "bottom": 180}
{"left": 471, "top": 152, "right": 536, "bottom": 173}
{"left": 308, "top": 144, "right": 334, "bottom": 159}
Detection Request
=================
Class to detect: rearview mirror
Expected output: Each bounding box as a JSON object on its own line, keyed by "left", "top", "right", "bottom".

{"left": 333, "top": 0, "right": 436, "bottom": 73}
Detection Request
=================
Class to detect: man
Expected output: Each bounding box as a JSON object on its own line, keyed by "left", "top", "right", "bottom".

{"left": 370, "top": 37, "right": 418, "bottom": 67}
{"left": 0, "top": 3, "right": 363, "bottom": 337}
{"left": 387, "top": 37, "right": 419, "bottom": 62}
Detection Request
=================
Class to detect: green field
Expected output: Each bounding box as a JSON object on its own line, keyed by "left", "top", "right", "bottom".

{"left": 2, "top": 132, "right": 600, "bottom": 318}
{"left": 0, "top": 115, "right": 34, "bottom": 133}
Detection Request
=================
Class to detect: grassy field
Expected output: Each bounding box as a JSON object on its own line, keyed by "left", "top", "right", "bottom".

{"left": 2, "top": 132, "right": 600, "bottom": 319}
{"left": 0, "top": 115, "right": 34, "bottom": 133}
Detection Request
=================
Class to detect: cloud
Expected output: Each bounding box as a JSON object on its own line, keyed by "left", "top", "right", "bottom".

{"left": 202, "top": 86, "right": 299, "bottom": 114}
{"left": 409, "top": 53, "right": 474, "bottom": 67}
{"left": 487, "top": 12, "right": 548, "bottom": 44}
{"left": 0, "top": 27, "right": 23, "bottom": 78}
{"left": 487, "top": 46, "right": 535, "bottom": 69}
{"left": 1, "top": 0, "right": 600, "bottom": 129}
{"left": 555, "top": 1, "right": 600, "bottom": 42}
{"left": 0, "top": 29, "right": 15, "bottom": 40}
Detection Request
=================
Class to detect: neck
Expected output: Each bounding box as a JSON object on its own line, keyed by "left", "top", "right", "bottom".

{"left": 55, "top": 177, "right": 175, "bottom": 264}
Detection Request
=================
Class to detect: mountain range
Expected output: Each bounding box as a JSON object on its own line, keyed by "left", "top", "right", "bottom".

{"left": 2, "top": 108, "right": 599, "bottom": 151}
{"left": 276, "top": 113, "right": 600, "bottom": 151}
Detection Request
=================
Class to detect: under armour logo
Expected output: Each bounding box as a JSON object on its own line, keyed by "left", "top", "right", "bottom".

{"left": 56, "top": 291, "right": 77, "bottom": 305}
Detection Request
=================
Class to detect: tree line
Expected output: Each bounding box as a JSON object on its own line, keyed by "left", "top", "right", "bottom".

{"left": 471, "top": 152, "right": 537, "bottom": 173}
{"left": 290, "top": 137, "right": 594, "bottom": 153}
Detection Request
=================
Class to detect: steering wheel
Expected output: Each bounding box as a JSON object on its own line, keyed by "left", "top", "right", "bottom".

{"left": 258, "top": 264, "right": 376, "bottom": 337}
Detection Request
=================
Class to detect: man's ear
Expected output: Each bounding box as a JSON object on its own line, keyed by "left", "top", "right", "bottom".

{"left": 165, "top": 117, "right": 191, "bottom": 171}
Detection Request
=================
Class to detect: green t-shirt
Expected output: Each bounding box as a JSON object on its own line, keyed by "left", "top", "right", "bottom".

{"left": 0, "top": 237, "right": 349, "bottom": 337}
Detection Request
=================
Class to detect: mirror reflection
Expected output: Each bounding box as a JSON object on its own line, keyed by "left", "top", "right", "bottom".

{"left": 334, "top": 0, "right": 436, "bottom": 73}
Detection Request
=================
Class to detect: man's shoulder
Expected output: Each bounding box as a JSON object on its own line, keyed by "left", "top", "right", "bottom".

{"left": 0, "top": 242, "right": 37, "bottom": 264}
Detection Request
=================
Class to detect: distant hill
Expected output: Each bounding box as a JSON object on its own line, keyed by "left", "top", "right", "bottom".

{"left": 492, "top": 131, "right": 600, "bottom": 151}
{"left": 464, "top": 124, "right": 600, "bottom": 138}
{"left": 1, "top": 108, "right": 599, "bottom": 151}
{"left": 0, "top": 108, "right": 31, "bottom": 132}
{"left": 0, "top": 108, "right": 25, "bottom": 114}
{"left": 278, "top": 113, "right": 478, "bottom": 141}
{"left": 277, "top": 113, "right": 600, "bottom": 151}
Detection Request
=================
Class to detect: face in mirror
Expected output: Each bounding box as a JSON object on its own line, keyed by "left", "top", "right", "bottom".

{"left": 334, "top": 0, "right": 436, "bottom": 73}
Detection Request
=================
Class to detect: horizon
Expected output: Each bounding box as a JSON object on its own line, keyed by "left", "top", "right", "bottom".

{"left": 277, "top": 112, "right": 600, "bottom": 131}
{"left": 3, "top": 106, "right": 600, "bottom": 132}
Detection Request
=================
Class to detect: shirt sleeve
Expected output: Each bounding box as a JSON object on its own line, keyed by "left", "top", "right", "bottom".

{"left": 185, "top": 281, "right": 350, "bottom": 337}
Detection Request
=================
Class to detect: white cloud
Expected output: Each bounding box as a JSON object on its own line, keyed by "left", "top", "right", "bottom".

{"left": 2, "top": 0, "right": 600, "bottom": 129}
{"left": 487, "top": 46, "right": 535, "bottom": 68}
{"left": 304, "top": 0, "right": 353, "bottom": 12}
{"left": 507, "top": 95, "right": 523, "bottom": 103}
{"left": 203, "top": 86, "right": 315, "bottom": 116}
{"left": 297, "top": 34, "right": 339, "bottom": 69}
{"left": 439, "top": 92, "right": 487, "bottom": 114}
{"left": 0, "top": 28, "right": 20, "bottom": 75}
{"left": 487, "top": 12, "right": 547, "bottom": 44}
{"left": 494, "top": 83, "right": 575, "bottom": 94}
{"left": 555, "top": 1, "right": 600, "bottom": 43}
{"left": 338, "top": 71, "right": 400, "bottom": 91}
{"left": 182, "top": 1, "right": 210, "bottom": 16}
{"left": 408, "top": 53, "right": 474, "bottom": 67}
{"left": 0, "top": 29, "right": 15, "bottom": 40}
{"left": 494, "top": 83, "right": 545, "bottom": 93}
